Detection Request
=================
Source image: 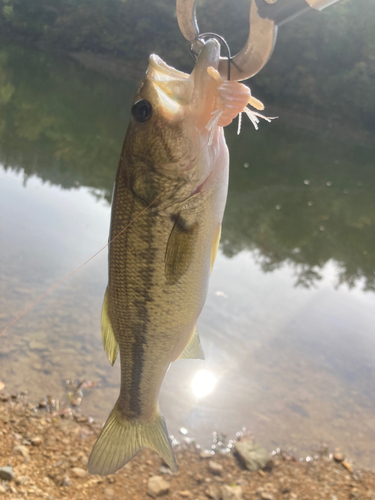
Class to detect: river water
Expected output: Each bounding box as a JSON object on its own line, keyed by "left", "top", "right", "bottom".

{"left": 0, "top": 43, "right": 374, "bottom": 467}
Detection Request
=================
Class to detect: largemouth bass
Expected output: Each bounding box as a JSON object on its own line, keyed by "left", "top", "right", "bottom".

{"left": 88, "top": 39, "right": 265, "bottom": 475}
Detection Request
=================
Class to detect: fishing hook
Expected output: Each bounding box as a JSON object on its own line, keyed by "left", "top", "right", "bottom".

{"left": 176, "top": 0, "right": 342, "bottom": 81}
{"left": 191, "top": 32, "right": 234, "bottom": 81}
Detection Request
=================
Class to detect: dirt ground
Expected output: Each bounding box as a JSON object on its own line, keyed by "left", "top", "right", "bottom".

{"left": 0, "top": 391, "right": 374, "bottom": 500}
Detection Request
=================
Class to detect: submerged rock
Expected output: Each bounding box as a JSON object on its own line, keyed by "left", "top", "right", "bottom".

{"left": 234, "top": 440, "right": 271, "bottom": 471}
{"left": 147, "top": 475, "right": 170, "bottom": 498}
{"left": 208, "top": 460, "right": 223, "bottom": 476}
{"left": 221, "top": 485, "right": 243, "bottom": 500}
{"left": 333, "top": 452, "right": 345, "bottom": 462}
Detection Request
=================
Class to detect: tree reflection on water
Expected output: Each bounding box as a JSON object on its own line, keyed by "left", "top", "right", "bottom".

{"left": 1, "top": 43, "right": 374, "bottom": 292}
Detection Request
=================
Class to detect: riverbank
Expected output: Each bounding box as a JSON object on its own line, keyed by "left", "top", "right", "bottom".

{"left": 0, "top": 389, "right": 374, "bottom": 500}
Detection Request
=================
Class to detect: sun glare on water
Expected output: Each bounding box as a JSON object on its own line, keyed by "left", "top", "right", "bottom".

{"left": 191, "top": 370, "right": 217, "bottom": 398}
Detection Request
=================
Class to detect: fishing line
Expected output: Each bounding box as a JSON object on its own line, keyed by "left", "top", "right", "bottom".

{"left": 0, "top": 190, "right": 166, "bottom": 338}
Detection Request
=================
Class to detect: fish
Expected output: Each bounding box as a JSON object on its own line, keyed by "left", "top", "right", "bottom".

{"left": 88, "top": 39, "right": 269, "bottom": 476}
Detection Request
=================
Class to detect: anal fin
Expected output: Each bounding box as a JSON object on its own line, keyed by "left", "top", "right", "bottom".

{"left": 178, "top": 328, "right": 205, "bottom": 360}
{"left": 210, "top": 223, "right": 221, "bottom": 274}
{"left": 101, "top": 288, "right": 118, "bottom": 366}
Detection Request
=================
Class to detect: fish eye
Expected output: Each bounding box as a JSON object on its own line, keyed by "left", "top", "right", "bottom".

{"left": 131, "top": 99, "right": 153, "bottom": 123}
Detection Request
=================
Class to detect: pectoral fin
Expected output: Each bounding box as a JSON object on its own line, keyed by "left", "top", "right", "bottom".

{"left": 210, "top": 224, "right": 221, "bottom": 273}
{"left": 101, "top": 288, "right": 119, "bottom": 366}
{"left": 178, "top": 328, "right": 205, "bottom": 360}
{"left": 165, "top": 215, "right": 199, "bottom": 285}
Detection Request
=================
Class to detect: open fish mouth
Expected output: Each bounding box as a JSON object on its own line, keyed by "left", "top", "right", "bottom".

{"left": 146, "top": 40, "right": 221, "bottom": 117}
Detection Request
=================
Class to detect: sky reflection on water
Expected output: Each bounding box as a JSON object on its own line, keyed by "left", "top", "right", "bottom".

{"left": 0, "top": 43, "right": 375, "bottom": 467}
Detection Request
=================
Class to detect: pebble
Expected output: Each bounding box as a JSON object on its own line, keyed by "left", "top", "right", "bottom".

{"left": 342, "top": 461, "right": 353, "bottom": 473}
{"left": 0, "top": 466, "right": 15, "bottom": 481}
{"left": 13, "top": 445, "right": 30, "bottom": 462}
{"left": 71, "top": 396, "right": 82, "bottom": 407}
{"left": 208, "top": 460, "right": 223, "bottom": 476}
{"left": 333, "top": 452, "right": 344, "bottom": 462}
{"left": 221, "top": 485, "right": 243, "bottom": 500}
{"left": 200, "top": 451, "right": 213, "bottom": 459}
{"left": 15, "top": 475, "right": 30, "bottom": 485}
{"left": 30, "top": 436, "right": 43, "bottom": 446}
{"left": 29, "top": 340, "right": 46, "bottom": 351}
{"left": 205, "top": 485, "right": 221, "bottom": 500}
{"left": 158, "top": 465, "right": 173, "bottom": 476}
{"left": 0, "top": 382, "right": 4, "bottom": 391}
{"left": 234, "top": 440, "right": 271, "bottom": 471}
{"left": 179, "top": 491, "right": 191, "bottom": 498}
{"left": 0, "top": 485, "right": 6, "bottom": 493}
{"left": 62, "top": 476, "right": 72, "bottom": 487}
{"left": 147, "top": 475, "right": 170, "bottom": 498}
{"left": 350, "top": 488, "right": 360, "bottom": 500}
{"left": 104, "top": 488, "right": 115, "bottom": 498}
{"left": 260, "top": 494, "right": 274, "bottom": 500}
{"left": 71, "top": 467, "right": 88, "bottom": 478}
{"left": 195, "top": 473, "right": 204, "bottom": 483}
{"left": 0, "top": 393, "right": 10, "bottom": 402}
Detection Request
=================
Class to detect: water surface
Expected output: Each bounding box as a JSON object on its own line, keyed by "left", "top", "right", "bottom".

{"left": 1, "top": 43, "right": 375, "bottom": 467}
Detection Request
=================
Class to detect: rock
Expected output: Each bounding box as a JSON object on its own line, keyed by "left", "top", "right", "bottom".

{"left": 221, "top": 485, "right": 243, "bottom": 500}
{"left": 208, "top": 460, "right": 223, "bottom": 476}
{"left": 0, "top": 466, "right": 15, "bottom": 481}
{"left": 13, "top": 445, "right": 30, "bottom": 462}
{"left": 260, "top": 494, "right": 273, "bottom": 500}
{"left": 200, "top": 451, "right": 213, "bottom": 459}
{"left": 30, "top": 436, "right": 43, "bottom": 446}
{"left": 29, "top": 340, "right": 46, "bottom": 351}
{"left": 15, "top": 476, "right": 30, "bottom": 485}
{"left": 205, "top": 485, "right": 221, "bottom": 500}
{"left": 234, "top": 440, "right": 271, "bottom": 471}
{"left": 62, "top": 476, "right": 72, "bottom": 487}
{"left": 342, "top": 461, "right": 353, "bottom": 473}
{"left": 158, "top": 465, "right": 173, "bottom": 476}
{"left": 333, "top": 453, "right": 344, "bottom": 462}
{"left": 179, "top": 491, "right": 191, "bottom": 498}
{"left": 195, "top": 474, "right": 204, "bottom": 483}
{"left": 71, "top": 467, "right": 88, "bottom": 478}
{"left": 147, "top": 476, "right": 170, "bottom": 498}
{"left": 104, "top": 488, "right": 115, "bottom": 498}
{"left": 71, "top": 396, "right": 82, "bottom": 407}
{"left": 0, "top": 393, "right": 10, "bottom": 402}
{"left": 0, "top": 382, "right": 5, "bottom": 391}
{"left": 350, "top": 488, "right": 360, "bottom": 500}
{"left": 107, "top": 475, "right": 116, "bottom": 484}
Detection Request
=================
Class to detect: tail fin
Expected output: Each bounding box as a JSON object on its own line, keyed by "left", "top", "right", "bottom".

{"left": 88, "top": 402, "right": 177, "bottom": 475}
